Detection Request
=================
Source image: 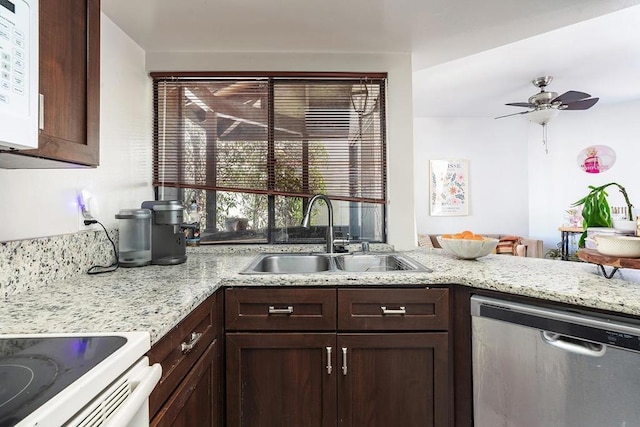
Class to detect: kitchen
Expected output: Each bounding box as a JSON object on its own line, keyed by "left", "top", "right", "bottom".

{"left": 3, "top": 0, "right": 640, "bottom": 426}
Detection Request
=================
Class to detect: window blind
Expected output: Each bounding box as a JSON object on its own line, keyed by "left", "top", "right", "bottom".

{"left": 152, "top": 73, "right": 387, "bottom": 204}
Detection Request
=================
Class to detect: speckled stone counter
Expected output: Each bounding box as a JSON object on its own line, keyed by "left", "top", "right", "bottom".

{"left": 2, "top": 245, "right": 640, "bottom": 345}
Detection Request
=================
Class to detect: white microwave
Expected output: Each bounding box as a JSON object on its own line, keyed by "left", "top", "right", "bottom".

{"left": 0, "top": 0, "right": 37, "bottom": 150}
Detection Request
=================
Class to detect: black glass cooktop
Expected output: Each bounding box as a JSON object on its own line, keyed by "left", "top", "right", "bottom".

{"left": 0, "top": 336, "right": 126, "bottom": 427}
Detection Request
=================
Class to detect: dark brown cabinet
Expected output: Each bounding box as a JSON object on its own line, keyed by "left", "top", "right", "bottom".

{"left": 226, "top": 333, "right": 337, "bottom": 427}
{"left": 337, "top": 333, "right": 448, "bottom": 426}
{"left": 225, "top": 287, "right": 450, "bottom": 427}
{"left": 148, "top": 290, "right": 223, "bottom": 427}
{"left": 0, "top": 0, "right": 100, "bottom": 168}
{"left": 152, "top": 339, "right": 218, "bottom": 427}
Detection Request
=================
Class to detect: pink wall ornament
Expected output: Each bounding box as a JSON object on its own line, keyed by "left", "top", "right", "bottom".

{"left": 577, "top": 145, "right": 616, "bottom": 174}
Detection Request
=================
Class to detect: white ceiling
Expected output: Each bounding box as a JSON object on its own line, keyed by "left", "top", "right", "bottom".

{"left": 102, "top": 0, "right": 640, "bottom": 118}
{"left": 413, "top": 4, "right": 640, "bottom": 118}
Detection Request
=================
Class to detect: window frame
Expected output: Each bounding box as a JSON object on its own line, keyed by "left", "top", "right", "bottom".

{"left": 151, "top": 71, "right": 388, "bottom": 244}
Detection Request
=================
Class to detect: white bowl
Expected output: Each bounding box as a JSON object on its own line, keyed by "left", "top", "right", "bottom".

{"left": 437, "top": 236, "right": 499, "bottom": 260}
{"left": 593, "top": 234, "right": 640, "bottom": 258}
{"left": 612, "top": 219, "right": 637, "bottom": 233}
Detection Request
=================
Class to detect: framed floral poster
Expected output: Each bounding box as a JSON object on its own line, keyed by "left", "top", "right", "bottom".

{"left": 430, "top": 159, "right": 469, "bottom": 216}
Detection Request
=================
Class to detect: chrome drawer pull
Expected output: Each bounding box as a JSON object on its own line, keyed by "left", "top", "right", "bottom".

{"left": 381, "top": 306, "right": 406, "bottom": 315}
{"left": 180, "top": 332, "right": 203, "bottom": 354}
{"left": 39, "top": 94, "right": 44, "bottom": 130}
{"left": 341, "top": 347, "right": 348, "bottom": 376}
{"left": 268, "top": 305, "right": 294, "bottom": 315}
{"left": 326, "top": 346, "right": 332, "bottom": 374}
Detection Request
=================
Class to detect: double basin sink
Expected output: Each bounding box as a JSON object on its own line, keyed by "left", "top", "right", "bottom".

{"left": 240, "top": 252, "right": 431, "bottom": 274}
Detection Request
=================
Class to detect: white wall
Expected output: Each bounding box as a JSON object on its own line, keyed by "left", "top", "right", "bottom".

{"left": 528, "top": 100, "right": 640, "bottom": 248}
{"left": 413, "top": 117, "right": 530, "bottom": 237}
{"left": 413, "top": 101, "right": 640, "bottom": 251}
{"left": 0, "top": 14, "right": 153, "bottom": 242}
{"left": 146, "top": 52, "right": 417, "bottom": 249}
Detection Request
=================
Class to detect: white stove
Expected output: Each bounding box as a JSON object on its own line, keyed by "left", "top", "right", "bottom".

{"left": 0, "top": 331, "right": 161, "bottom": 427}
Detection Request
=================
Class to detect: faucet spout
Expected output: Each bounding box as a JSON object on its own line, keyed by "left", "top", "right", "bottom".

{"left": 302, "top": 194, "right": 334, "bottom": 254}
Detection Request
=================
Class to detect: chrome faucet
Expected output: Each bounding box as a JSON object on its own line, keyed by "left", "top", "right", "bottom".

{"left": 302, "top": 194, "right": 335, "bottom": 254}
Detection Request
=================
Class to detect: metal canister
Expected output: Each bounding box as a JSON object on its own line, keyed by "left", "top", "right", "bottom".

{"left": 115, "top": 208, "right": 152, "bottom": 267}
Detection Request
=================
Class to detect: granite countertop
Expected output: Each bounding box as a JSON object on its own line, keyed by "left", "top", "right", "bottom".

{"left": 2, "top": 245, "right": 640, "bottom": 345}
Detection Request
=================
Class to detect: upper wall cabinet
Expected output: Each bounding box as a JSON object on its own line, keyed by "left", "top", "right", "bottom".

{"left": 0, "top": 0, "right": 100, "bottom": 168}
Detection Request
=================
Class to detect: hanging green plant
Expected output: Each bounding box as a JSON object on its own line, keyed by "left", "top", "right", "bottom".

{"left": 571, "top": 182, "right": 634, "bottom": 248}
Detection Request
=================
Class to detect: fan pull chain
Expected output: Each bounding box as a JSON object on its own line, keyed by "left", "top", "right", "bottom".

{"left": 542, "top": 123, "right": 549, "bottom": 154}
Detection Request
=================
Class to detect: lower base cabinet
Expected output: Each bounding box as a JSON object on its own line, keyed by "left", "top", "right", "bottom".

{"left": 338, "top": 333, "right": 448, "bottom": 426}
{"left": 225, "top": 287, "right": 450, "bottom": 427}
{"left": 148, "top": 291, "right": 223, "bottom": 426}
{"left": 152, "top": 339, "right": 218, "bottom": 426}
{"left": 226, "top": 333, "right": 337, "bottom": 427}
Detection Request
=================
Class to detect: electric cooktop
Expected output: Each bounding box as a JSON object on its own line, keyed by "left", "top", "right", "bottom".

{"left": 0, "top": 336, "right": 126, "bottom": 427}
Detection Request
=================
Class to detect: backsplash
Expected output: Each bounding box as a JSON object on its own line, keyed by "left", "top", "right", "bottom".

{"left": 0, "top": 229, "right": 118, "bottom": 298}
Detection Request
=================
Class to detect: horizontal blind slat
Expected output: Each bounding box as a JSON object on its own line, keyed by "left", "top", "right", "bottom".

{"left": 153, "top": 76, "right": 386, "bottom": 203}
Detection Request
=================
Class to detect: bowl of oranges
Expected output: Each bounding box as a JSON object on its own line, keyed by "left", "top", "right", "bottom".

{"left": 436, "top": 231, "right": 499, "bottom": 260}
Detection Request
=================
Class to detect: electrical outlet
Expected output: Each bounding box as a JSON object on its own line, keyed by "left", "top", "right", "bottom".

{"left": 78, "top": 190, "right": 99, "bottom": 230}
{"left": 79, "top": 190, "right": 94, "bottom": 219}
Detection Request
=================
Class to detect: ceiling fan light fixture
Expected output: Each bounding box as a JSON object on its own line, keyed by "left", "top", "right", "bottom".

{"left": 527, "top": 108, "right": 559, "bottom": 125}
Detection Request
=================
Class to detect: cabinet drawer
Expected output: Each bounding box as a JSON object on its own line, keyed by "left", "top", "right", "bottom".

{"left": 148, "top": 293, "right": 218, "bottom": 419}
{"left": 226, "top": 288, "right": 336, "bottom": 331}
{"left": 338, "top": 288, "right": 449, "bottom": 331}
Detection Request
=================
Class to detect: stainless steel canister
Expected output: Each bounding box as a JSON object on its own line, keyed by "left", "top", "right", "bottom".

{"left": 115, "top": 208, "right": 152, "bottom": 267}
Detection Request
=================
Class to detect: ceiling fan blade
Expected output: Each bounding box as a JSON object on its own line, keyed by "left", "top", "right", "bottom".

{"left": 505, "top": 102, "right": 534, "bottom": 108}
{"left": 494, "top": 110, "right": 531, "bottom": 119}
{"left": 552, "top": 90, "right": 590, "bottom": 104}
{"left": 562, "top": 97, "right": 599, "bottom": 110}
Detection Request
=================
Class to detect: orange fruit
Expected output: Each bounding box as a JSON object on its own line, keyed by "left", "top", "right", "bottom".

{"left": 441, "top": 233, "right": 452, "bottom": 238}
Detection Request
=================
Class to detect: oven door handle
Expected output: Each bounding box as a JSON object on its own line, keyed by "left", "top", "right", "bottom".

{"left": 104, "top": 358, "right": 162, "bottom": 426}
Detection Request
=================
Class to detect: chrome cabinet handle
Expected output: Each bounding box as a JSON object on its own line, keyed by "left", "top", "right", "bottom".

{"left": 180, "top": 332, "right": 203, "bottom": 354}
{"left": 326, "top": 347, "right": 332, "bottom": 374}
{"left": 268, "top": 305, "right": 294, "bottom": 315}
{"left": 39, "top": 94, "right": 44, "bottom": 130}
{"left": 381, "top": 306, "right": 406, "bottom": 315}
{"left": 341, "top": 347, "right": 348, "bottom": 376}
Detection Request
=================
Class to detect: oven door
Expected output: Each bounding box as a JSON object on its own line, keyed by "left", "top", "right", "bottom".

{"left": 66, "top": 357, "right": 162, "bottom": 427}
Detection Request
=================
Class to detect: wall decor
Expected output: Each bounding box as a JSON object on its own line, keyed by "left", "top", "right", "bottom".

{"left": 577, "top": 145, "right": 616, "bottom": 174}
{"left": 430, "top": 159, "right": 469, "bottom": 216}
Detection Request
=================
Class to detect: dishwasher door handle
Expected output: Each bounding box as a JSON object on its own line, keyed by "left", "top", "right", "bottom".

{"left": 541, "top": 331, "right": 606, "bottom": 357}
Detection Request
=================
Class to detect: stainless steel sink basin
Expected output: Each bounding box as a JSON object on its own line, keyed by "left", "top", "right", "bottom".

{"left": 240, "top": 252, "right": 431, "bottom": 274}
{"left": 334, "top": 253, "right": 429, "bottom": 272}
{"left": 242, "top": 253, "right": 333, "bottom": 274}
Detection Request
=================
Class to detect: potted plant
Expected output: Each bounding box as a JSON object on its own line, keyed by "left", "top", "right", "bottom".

{"left": 571, "top": 182, "right": 634, "bottom": 248}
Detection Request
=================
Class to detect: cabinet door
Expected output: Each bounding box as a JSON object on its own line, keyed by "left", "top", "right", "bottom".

{"left": 151, "top": 338, "right": 220, "bottom": 427}
{"left": 226, "top": 333, "right": 337, "bottom": 427}
{"left": 337, "top": 333, "right": 449, "bottom": 427}
{"left": 148, "top": 293, "right": 218, "bottom": 419}
{"left": 17, "top": 0, "right": 100, "bottom": 166}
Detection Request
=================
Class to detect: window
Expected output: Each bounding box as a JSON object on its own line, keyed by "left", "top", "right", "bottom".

{"left": 151, "top": 72, "right": 387, "bottom": 244}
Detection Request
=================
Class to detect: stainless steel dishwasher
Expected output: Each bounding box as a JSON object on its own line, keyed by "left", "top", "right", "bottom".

{"left": 471, "top": 295, "right": 640, "bottom": 427}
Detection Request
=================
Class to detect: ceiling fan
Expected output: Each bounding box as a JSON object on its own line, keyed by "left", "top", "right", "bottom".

{"left": 495, "top": 76, "right": 599, "bottom": 153}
